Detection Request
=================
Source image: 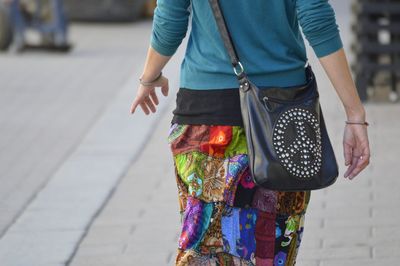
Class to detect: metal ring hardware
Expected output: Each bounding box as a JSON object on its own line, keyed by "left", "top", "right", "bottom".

{"left": 233, "top": 61, "right": 244, "bottom": 76}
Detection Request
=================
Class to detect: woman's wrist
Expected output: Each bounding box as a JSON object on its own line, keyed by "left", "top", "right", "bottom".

{"left": 344, "top": 104, "right": 366, "bottom": 121}
{"left": 140, "top": 71, "right": 162, "bottom": 82}
{"left": 139, "top": 72, "right": 162, "bottom": 86}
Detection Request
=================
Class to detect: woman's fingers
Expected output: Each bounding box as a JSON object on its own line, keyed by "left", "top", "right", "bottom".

{"left": 139, "top": 101, "right": 150, "bottom": 115}
{"left": 346, "top": 156, "right": 362, "bottom": 179}
{"left": 344, "top": 153, "right": 358, "bottom": 178}
{"left": 131, "top": 86, "right": 167, "bottom": 115}
{"left": 130, "top": 75, "right": 170, "bottom": 115}
{"left": 130, "top": 96, "right": 140, "bottom": 114}
{"left": 342, "top": 125, "right": 371, "bottom": 179}
{"left": 347, "top": 156, "right": 366, "bottom": 180}
{"left": 144, "top": 96, "right": 156, "bottom": 113}
{"left": 347, "top": 145, "right": 370, "bottom": 179}
{"left": 343, "top": 142, "right": 353, "bottom": 166}
{"left": 343, "top": 141, "right": 370, "bottom": 179}
{"left": 149, "top": 89, "right": 159, "bottom": 106}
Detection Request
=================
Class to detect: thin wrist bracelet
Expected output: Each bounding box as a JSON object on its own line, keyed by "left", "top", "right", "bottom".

{"left": 345, "top": 120, "right": 369, "bottom": 126}
{"left": 139, "top": 72, "right": 162, "bottom": 86}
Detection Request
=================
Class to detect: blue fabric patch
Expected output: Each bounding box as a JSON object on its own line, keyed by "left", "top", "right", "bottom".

{"left": 221, "top": 206, "right": 257, "bottom": 261}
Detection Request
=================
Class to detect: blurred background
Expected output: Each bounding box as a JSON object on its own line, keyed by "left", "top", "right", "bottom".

{"left": 0, "top": 0, "right": 399, "bottom": 265}
{"left": 0, "top": 0, "right": 157, "bottom": 51}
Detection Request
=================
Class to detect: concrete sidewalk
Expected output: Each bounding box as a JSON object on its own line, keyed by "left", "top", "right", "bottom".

{"left": 70, "top": 98, "right": 180, "bottom": 266}
{"left": 0, "top": 21, "right": 157, "bottom": 238}
{"left": 0, "top": 20, "right": 183, "bottom": 265}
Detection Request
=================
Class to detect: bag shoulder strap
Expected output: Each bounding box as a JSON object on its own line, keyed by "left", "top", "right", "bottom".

{"left": 209, "top": 0, "right": 311, "bottom": 82}
{"left": 208, "top": 0, "right": 245, "bottom": 77}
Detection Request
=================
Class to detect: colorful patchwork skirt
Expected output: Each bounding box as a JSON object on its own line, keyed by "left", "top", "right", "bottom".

{"left": 167, "top": 123, "right": 312, "bottom": 266}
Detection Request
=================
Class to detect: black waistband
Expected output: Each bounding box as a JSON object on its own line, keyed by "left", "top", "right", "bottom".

{"left": 170, "top": 65, "right": 312, "bottom": 127}
{"left": 170, "top": 88, "right": 243, "bottom": 126}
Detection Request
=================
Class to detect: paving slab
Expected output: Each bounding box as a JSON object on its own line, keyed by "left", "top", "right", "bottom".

{"left": 0, "top": 21, "right": 157, "bottom": 238}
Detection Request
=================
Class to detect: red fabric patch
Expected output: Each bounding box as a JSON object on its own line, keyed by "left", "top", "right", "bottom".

{"left": 170, "top": 125, "right": 210, "bottom": 156}
{"left": 255, "top": 211, "right": 276, "bottom": 259}
{"left": 200, "top": 126, "right": 232, "bottom": 157}
{"left": 255, "top": 257, "right": 274, "bottom": 266}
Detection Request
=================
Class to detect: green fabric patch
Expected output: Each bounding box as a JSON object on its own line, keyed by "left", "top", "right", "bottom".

{"left": 224, "top": 126, "right": 248, "bottom": 157}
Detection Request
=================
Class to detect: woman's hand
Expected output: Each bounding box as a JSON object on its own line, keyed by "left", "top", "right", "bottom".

{"left": 130, "top": 75, "right": 169, "bottom": 115}
{"left": 318, "top": 48, "right": 372, "bottom": 180}
{"left": 342, "top": 123, "right": 370, "bottom": 179}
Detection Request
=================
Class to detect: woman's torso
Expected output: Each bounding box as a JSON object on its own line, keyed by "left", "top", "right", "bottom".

{"left": 165, "top": 0, "right": 342, "bottom": 125}
{"left": 180, "top": 0, "right": 309, "bottom": 90}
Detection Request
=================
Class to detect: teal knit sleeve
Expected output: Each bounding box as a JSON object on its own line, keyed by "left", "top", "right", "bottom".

{"left": 150, "top": 0, "right": 191, "bottom": 56}
{"left": 295, "top": 0, "right": 343, "bottom": 58}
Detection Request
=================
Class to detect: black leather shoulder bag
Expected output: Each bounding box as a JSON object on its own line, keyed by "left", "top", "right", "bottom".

{"left": 208, "top": 0, "right": 339, "bottom": 191}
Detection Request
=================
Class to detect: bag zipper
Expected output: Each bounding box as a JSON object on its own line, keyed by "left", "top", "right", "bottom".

{"left": 262, "top": 90, "right": 318, "bottom": 105}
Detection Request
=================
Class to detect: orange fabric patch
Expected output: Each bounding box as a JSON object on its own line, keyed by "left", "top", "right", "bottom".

{"left": 200, "top": 126, "right": 232, "bottom": 158}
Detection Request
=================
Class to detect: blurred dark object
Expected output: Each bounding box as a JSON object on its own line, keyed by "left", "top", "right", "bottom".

{"left": 144, "top": 0, "right": 156, "bottom": 18}
{"left": 0, "top": 2, "right": 13, "bottom": 50}
{"left": 63, "top": 0, "right": 148, "bottom": 22}
{"left": 0, "top": 0, "right": 72, "bottom": 52}
{"left": 351, "top": 0, "right": 400, "bottom": 102}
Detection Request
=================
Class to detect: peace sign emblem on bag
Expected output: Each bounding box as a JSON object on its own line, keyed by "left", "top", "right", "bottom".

{"left": 273, "top": 107, "right": 322, "bottom": 180}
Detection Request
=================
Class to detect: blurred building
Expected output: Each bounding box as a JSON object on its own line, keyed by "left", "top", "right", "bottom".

{"left": 63, "top": 0, "right": 155, "bottom": 22}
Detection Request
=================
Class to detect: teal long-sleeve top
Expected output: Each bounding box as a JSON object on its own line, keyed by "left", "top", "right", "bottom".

{"left": 150, "top": 0, "right": 343, "bottom": 89}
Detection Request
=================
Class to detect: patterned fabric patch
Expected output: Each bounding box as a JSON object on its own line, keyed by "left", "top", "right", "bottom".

{"left": 255, "top": 211, "right": 276, "bottom": 259}
{"left": 174, "top": 151, "right": 227, "bottom": 202}
{"left": 175, "top": 249, "right": 255, "bottom": 266}
{"left": 200, "top": 126, "right": 233, "bottom": 158}
{"left": 233, "top": 167, "right": 257, "bottom": 208}
{"left": 169, "top": 124, "right": 248, "bottom": 158}
{"left": 174, "top": 160, "right": 188, "bottom": 215}
{"left": 224, "top": 154, "right": 248, "bottom": 206}
{"left": 201, "top": 156, "right": 228, "bottom": 202}
{"left": 198, "top": 202, "right": 224, "bottom": 255}
{"left": 274, "top": 213, "right": 306, "bottom": 265}
{"left": 274, "top": 251, "right": 287, "bottom": 266}
{"left": 178, "top": 197, "right": 213, "bottom": 250}
{"left": 255, "top": 257, "right": 274, "bottom": 266}
{"left": 170, "top": 124, "right": 211, "bottom": 156}
{"left": 224, "top": 126, "right": 248, "bottom": 157}
{"left": 252, "top": 188, "right": 278, "bottom": 213}
{"left": 277, "top": 191, "right": 310, "bottom": 216}
{"left": 174, "top": 151, "right": 251, "bottom": 204}
{"left": 221, "top": 206, "right": 257, "bottom": 263}
{"left": 168, "top": 123, "right": 189, "bottom": 144}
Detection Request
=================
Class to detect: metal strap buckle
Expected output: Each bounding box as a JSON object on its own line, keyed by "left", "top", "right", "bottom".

{"left": 233, "top": 61, "right": 244, "bottom": 76}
